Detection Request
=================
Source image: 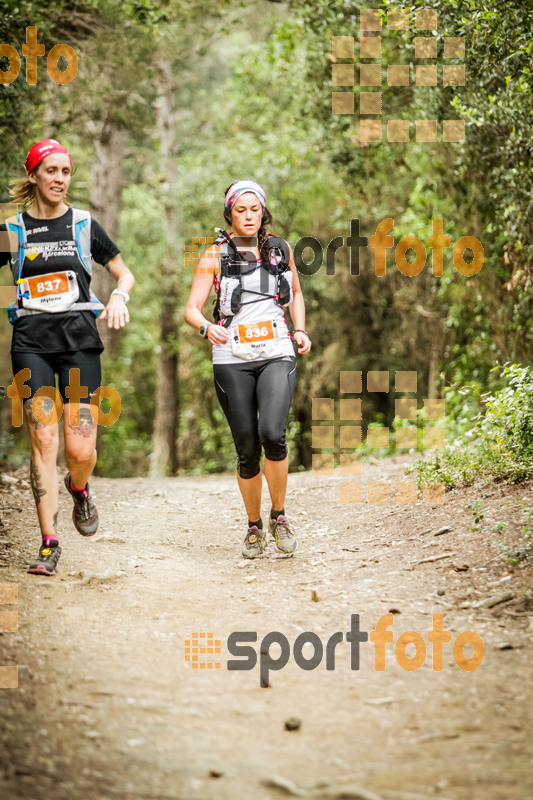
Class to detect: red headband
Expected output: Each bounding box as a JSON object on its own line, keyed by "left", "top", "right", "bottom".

{"left": 25, "top": 139, "right": 71, "bottom": 175}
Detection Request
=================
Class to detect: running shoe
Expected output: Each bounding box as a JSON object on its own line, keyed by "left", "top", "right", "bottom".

{"left": 268, "top": 514, "right": 297, "bottom": 555}
{"left": 64, "top": 472, "right": 99, "bottom": 536}
{"left": 242, "top": 525, "right": 267, "bottom": 559}
{"left": 27, "top": 540, "right": 61, "bottom": 576}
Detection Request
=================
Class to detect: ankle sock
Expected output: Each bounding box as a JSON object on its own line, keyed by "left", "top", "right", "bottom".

{"left": 70, "top": 480, "right": 86, "bottom": 493}
{"left": 42, "top": 536, "right": 59, "bottom": 547}
{"left": 271, "top": 508, "right": 285, "bottom": 520}
{"left": 248, "top": 518, "right": 263, "bottom": 529}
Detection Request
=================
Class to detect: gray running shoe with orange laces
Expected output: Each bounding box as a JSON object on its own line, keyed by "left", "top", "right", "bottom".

{"left": 268, "top": 515, "right": 297, "bottom": 555}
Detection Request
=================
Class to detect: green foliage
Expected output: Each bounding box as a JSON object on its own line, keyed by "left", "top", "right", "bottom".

{"left": 0, "top": 0, "right": 106, "bottom": 190}
{"left": 409, "top": 364, "right": 533, "bottom": 489}
{"left": 471, "top": 500, "right": 484, "bottom": 524}
{"left": 471, "top": 499, "right": 484, "bottom": 531}
{"left": 497, "top": 504, "right": 533, "bottom": 568}
{"left": 480, "top": 364, "right": 533, "bottom": 461}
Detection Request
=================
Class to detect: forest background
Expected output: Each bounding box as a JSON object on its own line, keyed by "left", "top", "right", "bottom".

{"left": 0, "top": 0, "right": 531, "bottom": 480}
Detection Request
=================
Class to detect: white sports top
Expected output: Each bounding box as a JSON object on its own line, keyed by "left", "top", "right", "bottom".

{"left": 212, "top": 256, "right": 295, "bottom": 365}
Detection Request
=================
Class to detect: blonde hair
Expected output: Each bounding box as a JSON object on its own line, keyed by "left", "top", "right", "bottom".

{"left": 9, "top": 162, "right": 73, "bottom": 208}
{"left": 9, "top": 178, "right": 37, "bottom": 208}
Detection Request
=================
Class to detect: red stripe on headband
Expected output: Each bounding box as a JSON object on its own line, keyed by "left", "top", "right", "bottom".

{"left": 225, "top": 189, "right": 265, "bottom": 212}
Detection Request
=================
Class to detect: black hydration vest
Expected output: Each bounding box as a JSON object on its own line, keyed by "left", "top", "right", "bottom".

{"left": 213, "top": 230, "right": 293, "bottom": 327}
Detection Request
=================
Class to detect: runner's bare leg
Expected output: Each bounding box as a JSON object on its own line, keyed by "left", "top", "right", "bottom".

{"left": 63, "top": 403, "right": 97, "bottom": 489}
{"left": 24, "top": 398, "right": 59, "bottom": 538}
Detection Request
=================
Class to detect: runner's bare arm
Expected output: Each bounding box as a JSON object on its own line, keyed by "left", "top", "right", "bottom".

{"left": 287, "top": 246, "right": 311, "bottom": 354}
{"left": 184, "top": 245, "right": 229, "bottom": 345}
{"left": 99, "top": 254, "right": 135, "bottom": 329}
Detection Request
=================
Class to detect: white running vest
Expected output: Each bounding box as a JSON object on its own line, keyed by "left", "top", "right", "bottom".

{"left": 212, "top": 263, "right": 295, "bottom": 365}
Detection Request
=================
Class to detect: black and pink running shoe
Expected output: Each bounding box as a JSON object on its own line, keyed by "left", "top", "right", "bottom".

{"left": 64, "top": 473, "right": 99, "bottom": 536}
{"left": 27, "top": 540, "right": 61, "bottom": 576}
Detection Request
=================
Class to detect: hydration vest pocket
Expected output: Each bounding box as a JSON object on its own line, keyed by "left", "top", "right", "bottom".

{"left": 277, "top": 271, "right": 293, "bottom": 307}
{"left": 218, "top": 276, "right": 242, "bottom": 317}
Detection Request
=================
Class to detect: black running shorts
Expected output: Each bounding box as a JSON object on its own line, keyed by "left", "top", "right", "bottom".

{"left": 11, "top": 350, "right": 102, "bottom": 404}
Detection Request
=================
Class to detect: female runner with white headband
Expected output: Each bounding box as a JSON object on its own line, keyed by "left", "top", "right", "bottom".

{"left": 185, "top": 180, "right": 311, "bottom": 558}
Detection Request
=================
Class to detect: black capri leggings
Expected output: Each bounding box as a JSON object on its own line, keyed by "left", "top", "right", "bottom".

{"left": 213, "top": 357, "right": 297, "bottom": 479}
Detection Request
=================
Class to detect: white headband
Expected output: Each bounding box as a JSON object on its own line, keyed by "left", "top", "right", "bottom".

{"left": 224, "top": 181, "right": 267, "bottom": 216}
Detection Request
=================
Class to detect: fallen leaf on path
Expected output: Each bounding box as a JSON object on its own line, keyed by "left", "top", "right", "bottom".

{"left": 451, "top": 562, "right": 469, "bottom": 572}
{"left": 415, "top": 553, "right": 455, "bottom": 565}
{"left": 434, "top": 526, "right": 453, "bottom": 536}
{"left": 474, "top": 591, "right": 514, "bottom": 609}
{"left": 75, "top": 569, "right": 127, "bottom": 586}
{"left": 409, "top": 731, "right": 459, "bottom": 744}
{"left": 365, "top": 697, "right": 394, "bottom": 705}
{"left": 322, "top": 785, "right": 383, "bottom": 800}
{"left": 261, "top": 775, "right": 306, "bottom": 796}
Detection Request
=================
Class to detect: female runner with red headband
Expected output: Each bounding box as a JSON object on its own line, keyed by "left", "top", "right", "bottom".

{"left": 0, "top": 139, "right": 134, "bottom": 575}
{"left": 185, "top": 180, "right": 311, "bottom": 559}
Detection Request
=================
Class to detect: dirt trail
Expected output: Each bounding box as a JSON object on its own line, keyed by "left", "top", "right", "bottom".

{"left": 0, "top": 459, "right": 532, "bottom": 800}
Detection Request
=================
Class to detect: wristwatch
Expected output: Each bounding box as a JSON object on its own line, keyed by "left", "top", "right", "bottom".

{"left": 199, "top": 323, "right": 211, "bottom": 338}
{"left": 111, "top": 289, "right": 130, "bottom": 303}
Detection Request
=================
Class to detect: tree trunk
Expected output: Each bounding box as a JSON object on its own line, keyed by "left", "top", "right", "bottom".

{"left": 43, "top": 84, "right": 60, "bottom": 139}
{"left": 89, "top": 121, "right": 126, "bottom": 357}
{"left": 428, "top": 333, "right": 441, "bottom": 399}
{"left": 416, "top": 306, "right": 443, "bottom": 398}
{"left": 150, "top": 56, "right": 179, "bottom": 477}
